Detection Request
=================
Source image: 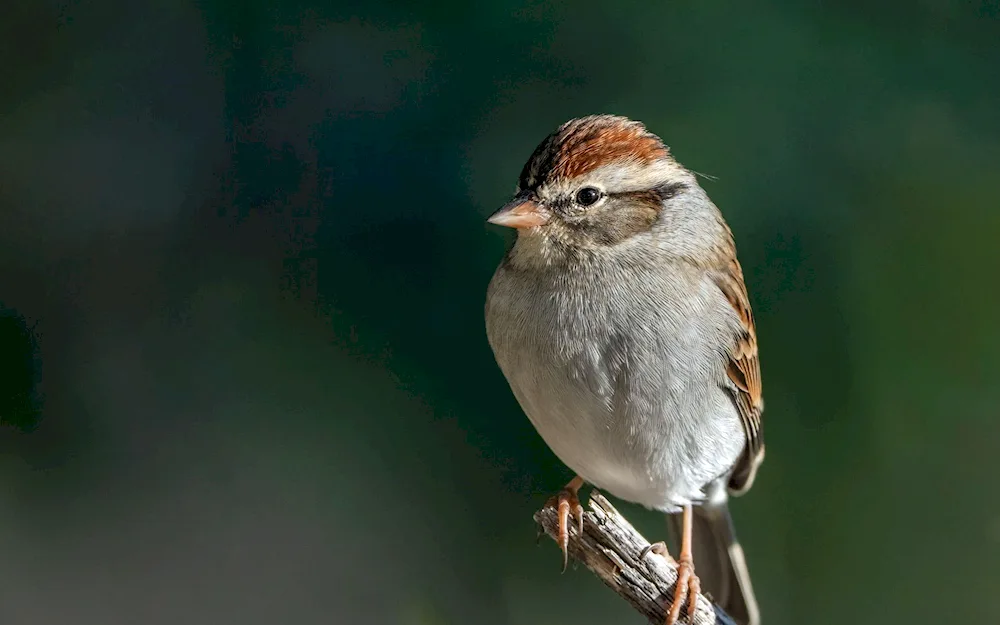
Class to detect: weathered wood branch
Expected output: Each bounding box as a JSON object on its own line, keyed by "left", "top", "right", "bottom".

{"left": 534, "top": 492, "right": 738, "bottom": 625}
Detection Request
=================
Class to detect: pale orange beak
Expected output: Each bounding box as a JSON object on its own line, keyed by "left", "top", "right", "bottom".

{"left": 487, "top": 193, "right": 550, "bottom": 229}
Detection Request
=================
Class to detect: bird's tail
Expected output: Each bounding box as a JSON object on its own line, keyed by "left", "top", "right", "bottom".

{"left": 667, "top": 482, "right": 760, "bottom": 625}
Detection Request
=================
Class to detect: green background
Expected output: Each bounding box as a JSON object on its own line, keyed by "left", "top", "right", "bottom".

{"left": 2, "top": 1, "right": 999, "bottom": 624}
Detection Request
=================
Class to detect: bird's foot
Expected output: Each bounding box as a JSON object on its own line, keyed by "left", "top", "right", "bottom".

{"left": 641, "top": 540, "right": 676, "bottom": 566}
{"left": 543, "top": 476, "right": 585, "bottom": 572}
{"left": 642, "top": 541, "right": 701, "bottom": 625}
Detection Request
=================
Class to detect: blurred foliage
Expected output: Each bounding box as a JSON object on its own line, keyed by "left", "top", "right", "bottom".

{"left": 1, "top": 1, "right": 999, "bottom": 624}
{"left": 0, "top": 308, "right": 41, "bottom": 431}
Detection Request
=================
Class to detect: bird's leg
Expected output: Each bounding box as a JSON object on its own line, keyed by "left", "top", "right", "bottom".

{"left": 544, "top": 476, "right": 585, "bottom": 572}
{"left": 667, "top": 504, "right": 701, "bottom": 625}
{"left": 640, "top": 505, "right": 702, "bottom": 625}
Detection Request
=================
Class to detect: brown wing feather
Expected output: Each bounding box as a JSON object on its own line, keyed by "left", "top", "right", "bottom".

{"left": 710, "top": 240, "right": 765, "bottom": 495}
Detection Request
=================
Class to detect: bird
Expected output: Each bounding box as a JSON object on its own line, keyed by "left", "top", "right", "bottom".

{"left": 484, "top": 115, "right": 764, "bottom": 625}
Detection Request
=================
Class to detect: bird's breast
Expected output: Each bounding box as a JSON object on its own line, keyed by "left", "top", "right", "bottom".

{"left": 486, "top": 258, "right": 746, "bottom": 512}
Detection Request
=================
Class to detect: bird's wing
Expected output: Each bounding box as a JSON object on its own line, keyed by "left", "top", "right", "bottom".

{"left": 711, "top": 248, "right": 765, "bottom": 495}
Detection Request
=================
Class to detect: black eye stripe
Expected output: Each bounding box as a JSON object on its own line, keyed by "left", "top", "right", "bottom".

{"left": 654, "top": 182, "right": 688, "bottom": 200}
{"left": 607, "top": 182, "right": 688, "bottom": 201}
{"left": 550, "top": 196, "right": 573, "bottom": 211}
{"left": 535, "top": 182, "right": 688, "bottom": 215}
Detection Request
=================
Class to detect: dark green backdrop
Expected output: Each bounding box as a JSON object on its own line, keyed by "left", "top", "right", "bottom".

{"left": 2, "top": 1, "right": 999, "bottom": 624}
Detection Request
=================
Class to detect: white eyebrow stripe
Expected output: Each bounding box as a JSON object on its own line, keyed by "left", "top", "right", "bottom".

{"left": 539, "top": 158, "right": 692, "bottom": 197}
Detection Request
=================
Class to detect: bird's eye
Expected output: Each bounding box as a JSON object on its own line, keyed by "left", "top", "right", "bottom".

{"left": 575, "top": 187, "right": 601, "bottom": 206}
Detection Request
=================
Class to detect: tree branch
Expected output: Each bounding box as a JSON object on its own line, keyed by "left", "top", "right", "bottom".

{"left": 533, "top": 492, "right": 738, "bottom": 625}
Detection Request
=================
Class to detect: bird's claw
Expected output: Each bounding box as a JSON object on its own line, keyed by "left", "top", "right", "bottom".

{"left": 544, "top": 477, "right": 585, "bottom": 572}
{"left": 642, "top": 541, "right": 700, "bottom": 625}
{"left": 640, "top": 540, "right": 677, "bottom": 566}
{"left": 666, "top": 555, "right": 701, "bottom": 625}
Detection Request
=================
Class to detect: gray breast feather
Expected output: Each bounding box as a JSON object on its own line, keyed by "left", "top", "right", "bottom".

{"left": 485, "top": 256, "right": 746, "bottom": 513}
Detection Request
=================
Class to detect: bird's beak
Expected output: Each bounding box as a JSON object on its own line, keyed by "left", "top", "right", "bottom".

{"left": 487, "top": 193, "right": 550, "bottom": 229}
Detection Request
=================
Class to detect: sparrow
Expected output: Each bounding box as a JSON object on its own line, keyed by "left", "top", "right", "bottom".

{"left": 484, "top": 115, "right": 764, "bottom": 625}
